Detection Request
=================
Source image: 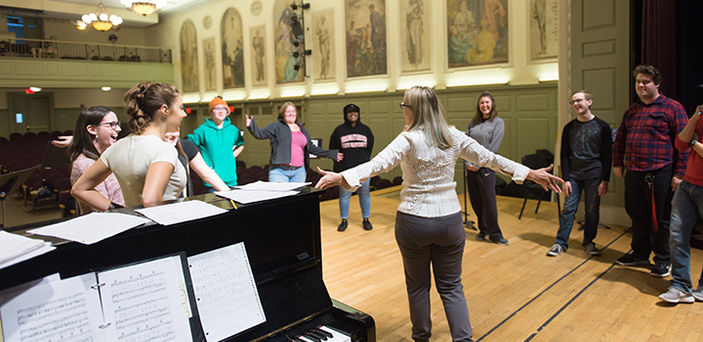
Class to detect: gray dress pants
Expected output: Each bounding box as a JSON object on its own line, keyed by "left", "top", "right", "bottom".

{"left": 395, "top": 211, "right": 473, "bottom": 342}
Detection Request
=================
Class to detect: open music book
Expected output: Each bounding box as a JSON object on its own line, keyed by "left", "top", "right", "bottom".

{"left": 0, "top": 254, "right": 194, "bottom": 342}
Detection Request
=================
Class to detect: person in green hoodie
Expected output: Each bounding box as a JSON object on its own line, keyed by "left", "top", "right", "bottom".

{"left": 188, "top": 97, "right": 244, "bottom": 191}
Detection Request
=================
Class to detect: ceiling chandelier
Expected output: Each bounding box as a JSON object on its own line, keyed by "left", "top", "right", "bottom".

{"left": 80, "top": 3, "right": 122, "bottom": 31}
{"left": 120, "top": 0, "right": 165, "bottom": 16}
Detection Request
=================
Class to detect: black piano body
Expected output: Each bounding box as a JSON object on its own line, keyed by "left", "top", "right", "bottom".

{"left": 0, "top": 188, "right": 375, "bottom": 341}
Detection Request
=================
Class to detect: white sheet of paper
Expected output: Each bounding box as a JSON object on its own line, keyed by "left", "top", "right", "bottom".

{"left": 0, "top": 231, "right": 47, "bottom": 264}
{"left": 0, "top": 273, "right": 108, "bottom": 342}
{"left": 236, "top": 180, "right": 310, "bottom": 192}
{"left": 215, "top": 189, "right": 299, "bottom": 204}
{"left": 135, "top": 200, "right": 228, "bottom": 226}
{"left": 98, "top": 255, "right": 193, "bottom": 342}
{"left": 0, "top": 242, "right": 55, "bottom": 271}
{"left": 27, "top": 212, "right": 150, "bottom": 245}
{"left": 188, "top": 242, "right": 265, "bottom": 342}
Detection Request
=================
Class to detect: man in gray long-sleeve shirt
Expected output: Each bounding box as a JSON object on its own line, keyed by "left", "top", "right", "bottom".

{"left": 547, "top": 90, "right": 612, "bottom": 257}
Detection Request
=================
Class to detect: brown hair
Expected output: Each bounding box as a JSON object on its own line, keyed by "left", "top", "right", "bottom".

{"left": 69, "top": 106, "right": 114, "bottom": 162}
{"left": 472, "top": 91, "right": 498, "bottom": 126}
{"left": 632, "top": 64, "right": 662, "bottom": 85}
{"left": 277, "top": 101, "right": 298, "bottom": 122}
{"left": 123, "top": 82, "right": 180, "bottom": 134}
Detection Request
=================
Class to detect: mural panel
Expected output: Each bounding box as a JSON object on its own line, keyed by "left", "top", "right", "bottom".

{"left": 250, "top": 25, "right": 268, "bottom": 86}
{"left": 222, "top": 8, "right": 245, "bottom": 88}
{"left": 447, "top": 0, "right": 508, "bottom": 68}
{"left": 400, "top": 0, "right": 430, "bottom": 72}
{"left": 180, "top": 21, "right": 199, "bottom": 92}
{"left": 312, "top": 8, "right": 335, "bottom": 80}
{"left": 529, "top": 0, "right": 558, "bottom": 60}
{"left": 274, "top": 0, "right": 305, "bottom": 83}
{"left": 203, "top": 37, "right": 216, "bottom": 91}
{"left": 345, "top": 0, "right": 387, "bottom": 78}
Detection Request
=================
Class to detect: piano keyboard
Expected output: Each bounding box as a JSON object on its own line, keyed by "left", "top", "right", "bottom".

{"left": 292, "top": 325, "right": 351, "bottom": 342}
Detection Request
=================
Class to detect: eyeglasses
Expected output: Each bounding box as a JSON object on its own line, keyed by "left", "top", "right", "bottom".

{"left": 569, "top": 99, "right": 585, "bottom": 105}
{"left": 213, "top": 106, "right": 228, "bottom": 111}
{"left": 98, "top": 121, "right": 120, "bottom": 129}
{"left": 399, "top": 102, "right": 412, "bottom": 110}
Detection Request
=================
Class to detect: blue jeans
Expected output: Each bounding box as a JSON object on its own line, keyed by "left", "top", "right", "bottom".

{"left": 669, "top": 180, "right": 703, "bottom": 292}
{"left": 556, "top": 177, "right": 600, "bottom": 249}
{"left": 338, "top": 178, "right": 371, "bottom": 219}
{"left": 269, "top": 166, "right": 306, "bottom": 183}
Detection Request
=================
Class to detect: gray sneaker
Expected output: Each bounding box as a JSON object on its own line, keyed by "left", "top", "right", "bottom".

{"left": 584, "top": 243, "right": 601, "bottom": 256}
{"left": 658, "top": 287, "right": 694, "bottom": 304}
{"left": 692, "top": 287, "right": 703, "bottom": 301}
{"left": 547, "top": 244, "right": 565, "bottom": 256}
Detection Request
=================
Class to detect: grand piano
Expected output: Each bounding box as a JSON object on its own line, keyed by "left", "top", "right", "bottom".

{"left": 0, "top": 188, "right": 375, "bottom": 341}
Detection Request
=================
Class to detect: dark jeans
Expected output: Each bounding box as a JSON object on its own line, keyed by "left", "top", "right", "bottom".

{"left": 395, "top": 211, "right": 473, "bottom": 342}
{"left": 556, "top": 177, "right": 600, "bottom": 249}
{"left": 669, "top": 180, "right": 703, "bottom": 292}
{"left": 624, "top": 165, "right": 673, "bottom": 265}
{"left": 466, "top": 168, "right": 503, "bottom": 239}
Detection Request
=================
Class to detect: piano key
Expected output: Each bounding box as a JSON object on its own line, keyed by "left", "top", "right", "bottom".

{"left": 308, "top": 330, "right": 327, "bottom": 340}
{"left": 315, "top": 327, "right": 334, "bottom": 338}
{"left": 318, "top": 326, "right": 352, "bottom": 342}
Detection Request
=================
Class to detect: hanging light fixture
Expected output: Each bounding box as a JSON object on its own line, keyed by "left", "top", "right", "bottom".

{"left": 74, "top": 20, "right": 88, "bottom": 30}
{"left": 120, "top": 0, "right": 165, "bottom": 16}
{"left": 81, "top": 3, "right": 123, "bottom": 31}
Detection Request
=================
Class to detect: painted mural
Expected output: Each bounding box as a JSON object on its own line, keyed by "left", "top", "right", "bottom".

{"left": 447, "top": 0, "right": 508, "bottom": 68}
{"left": 312, "top": 8, "right": 335, "bottom": 80}
{"left": 203, "top": 37, "right": 216, "bottom": 90}
{"left": 274, "top": 0, "right": 306, "bottom": 83}
{"left": 345, "top": 0, "right": 387, "bottom": 78}
{"left": 250, "top": 25, "right": 267, "bottom": 86}
{"left": 222, "top": 8, "right": 245, "bottom": 88}
{"left": 400, "top": 0, "right": 430, "bottom": 72}
{"left": 180, "top": 20, "right": 199, "bottom": 93}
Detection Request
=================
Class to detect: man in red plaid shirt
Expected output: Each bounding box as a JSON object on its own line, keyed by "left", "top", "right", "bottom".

{"left": 613, "top": 64, "right": 689, "bottom": 278}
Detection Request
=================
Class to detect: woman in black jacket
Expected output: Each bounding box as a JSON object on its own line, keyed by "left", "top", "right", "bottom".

{"left": 246, "top": 102, "right": 342, "bottom": 182}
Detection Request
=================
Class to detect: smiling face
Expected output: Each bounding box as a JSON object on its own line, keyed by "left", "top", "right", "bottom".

{"left": 478, "top": 96, "right": 493, "bottom": 119}
{"left": 284, "top": 105, "right": 297, "bottom": 124}
{"left": 570, "top": 92, "right": 592, "bottom": 116}
{"left": 346, "top": 111, "right": 359, "bottom": 124}
{"left": 90, "top": 111, "right": 120, "bottom": 154}
{"left": 211, "top": 104, "right": 229, "bottom": 124}
{"left": 634, "top": 73, "right": 660, "bottom": 102}
{"left": 165, "top": 95, "right": 186, "bottom": 132}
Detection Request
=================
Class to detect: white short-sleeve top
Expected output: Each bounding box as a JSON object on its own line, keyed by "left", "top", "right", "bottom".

{"left": 101, "top": 135, "right": 187, "bottom": 206}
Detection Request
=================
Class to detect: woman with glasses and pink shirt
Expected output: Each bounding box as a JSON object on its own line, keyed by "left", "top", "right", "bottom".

{"left": 68, "top": 106, "right": 124, "bottom": 214}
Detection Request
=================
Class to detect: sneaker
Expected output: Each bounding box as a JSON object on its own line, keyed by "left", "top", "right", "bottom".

{"left": 615, "top": 252, "right": 649, "bottom": 266}
{"left": 658, "top": 287, "right": 694, "bottom": 304}
{"left": 584, "top": 243, "right": 601, "bottom": 256}
{"left": 490, "top": 236, "right": 509, "bottom": 245}
{"left": 547, "top": 244, "right": 565, "bottom": 256}
{"left": 692, "top": 287, "right": 703, "bottom": 301}
{"left": 475, "top": 232, "right": 487, "bottom": 241}
{"left": 337, "top": 219, "right": 348, "bottom": 232}
{"left": 650, "top": 264, "right": 671, "bottom": 277}
{"left": 362, "top": 218, "right": 373, "bottom": 231}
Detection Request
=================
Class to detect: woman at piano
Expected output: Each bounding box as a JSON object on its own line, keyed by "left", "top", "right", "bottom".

{"left": 315, "top": 86, "right": 562, "bottom": 342}
{"left": 72, "top": 82, "right": 188, "bottom": 209}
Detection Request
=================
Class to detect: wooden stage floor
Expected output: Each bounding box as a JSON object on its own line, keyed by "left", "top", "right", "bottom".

{"left": 319, "top": 189, "right": 703, "bottom": 342}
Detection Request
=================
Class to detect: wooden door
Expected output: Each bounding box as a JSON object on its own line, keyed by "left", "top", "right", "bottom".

{"left": 8, "top": 93, "right": 53, "bottom": 134}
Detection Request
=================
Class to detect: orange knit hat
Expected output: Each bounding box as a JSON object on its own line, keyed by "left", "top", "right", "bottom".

{"left": 209, "top": 97, "right": 229, "bottom": 113}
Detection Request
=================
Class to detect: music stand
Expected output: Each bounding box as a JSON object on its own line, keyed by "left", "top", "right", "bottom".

{"left": 0, "top": 173, "right": 18, "bottom": 229}
{"left": 462, "top": 167, "right": 477, "bottom": 230}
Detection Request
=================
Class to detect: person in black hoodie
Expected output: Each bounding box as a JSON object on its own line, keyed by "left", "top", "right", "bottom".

{"left": 329, "top": 104, "right": 375, "bottom": 231}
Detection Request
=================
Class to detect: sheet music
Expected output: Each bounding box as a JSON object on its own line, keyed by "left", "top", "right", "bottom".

{"left": 0, "top": 231, "right": 53, "bottom": 266}
{"left": 0, "top": 274, "right": 108, "bottom": 342}
{"left": 236, "top": 180, "right": 310, "bottom": 191}
{"left": 215, "top": 189, "right": 299, "bottom": 204}
{"left": 27, "top": 212, "right": 150, "bottom": 245}
{"left": 98, "top": 255, "right": 193, "bottom": 342}
{"left": 135, "top": 200, "right": 228, "bottom": 226}
{"left": 187, "top": 242, "right": 265, "bottom": 342}
{"left": 0, "top": 242, "right": 55, "bottom": 271}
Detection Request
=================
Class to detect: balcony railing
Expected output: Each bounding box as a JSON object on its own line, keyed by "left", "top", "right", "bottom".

{"left": 0, "top": 38, "right": 172, "bottom": 63}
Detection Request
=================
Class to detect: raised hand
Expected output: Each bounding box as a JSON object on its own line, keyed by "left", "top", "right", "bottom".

{"left": 314, "top": 167, "right": 343, "bottom": 189}
{"left": 526, "top": 164, "right": 563, "bottom": 193}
